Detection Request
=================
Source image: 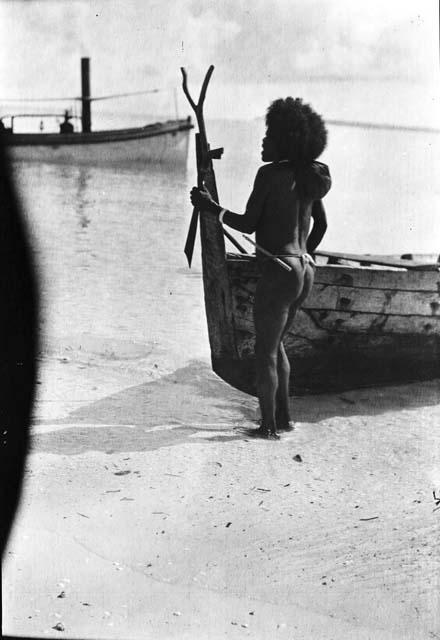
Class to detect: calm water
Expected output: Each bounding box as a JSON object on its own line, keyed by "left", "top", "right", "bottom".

{"left": 11, "top": 118, "right": 440, "bottom": 390}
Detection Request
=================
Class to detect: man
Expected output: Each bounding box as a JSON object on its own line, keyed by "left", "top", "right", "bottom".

{"left": 191, "top": 97, "right": 331, "bottom": 439}
{"left": 59, "top": 110, "right": 74, "bottom": 134}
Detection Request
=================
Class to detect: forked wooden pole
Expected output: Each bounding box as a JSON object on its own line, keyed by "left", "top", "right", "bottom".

{"left": 181, "top": 66, "right": 246, "bottom": 266}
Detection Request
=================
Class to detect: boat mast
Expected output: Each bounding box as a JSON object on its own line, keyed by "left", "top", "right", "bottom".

{"left": 81, "top": 57, "right": 91, "bottom": 132}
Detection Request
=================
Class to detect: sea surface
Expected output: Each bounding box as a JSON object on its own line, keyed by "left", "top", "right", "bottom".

{"left": 9, "top": 110, "right": 440, "bottom": 401}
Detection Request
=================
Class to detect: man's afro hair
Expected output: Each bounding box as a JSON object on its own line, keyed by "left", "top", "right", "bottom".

{"left": 265, "top": 97, "right": 327, "bottom": 164}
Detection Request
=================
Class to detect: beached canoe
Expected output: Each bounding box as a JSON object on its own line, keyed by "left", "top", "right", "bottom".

{"left": 183, "top": 66, "right": 440, "bottom": 395}
{"left": 197, "top": 183, "right": 440, "bottom": 395}
{"left": 0, "top": 58, "right": 193, "bottom": 165}
{"left": 216, "top": 252, "right": 440, "bottom": 394}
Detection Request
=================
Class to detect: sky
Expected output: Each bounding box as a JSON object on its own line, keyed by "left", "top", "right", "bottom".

{"left": 0, "top": 0, "right": 438, "bottom": 122}
{"left": 0, "top": 0, "right": 438, "bottom": 88}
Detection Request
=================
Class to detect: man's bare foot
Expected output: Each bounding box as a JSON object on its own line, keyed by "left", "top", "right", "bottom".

{"left": 277, "top": 421, "right": 295, "bottom": 432}
{"left": 253, "top": 425, "right": 280, "bottom": 440}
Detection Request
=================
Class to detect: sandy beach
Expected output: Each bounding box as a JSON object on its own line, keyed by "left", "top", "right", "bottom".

{"left": 3, "top": 350, "right": 440, "bottom": 639}
{"left": 2, "top": 2, "right": 440, "bottom": 638}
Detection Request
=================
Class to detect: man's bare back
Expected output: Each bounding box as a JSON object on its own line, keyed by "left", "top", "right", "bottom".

{"left": 247, "top": 161, "right": 331, "bottom": 258}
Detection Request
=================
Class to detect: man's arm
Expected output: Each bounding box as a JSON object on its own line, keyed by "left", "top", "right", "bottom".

{"left": 190, "top": 167, "right": 268, "bottom": 234}
{"left": 306, "top": 200, "right": 327, "bottom": 254}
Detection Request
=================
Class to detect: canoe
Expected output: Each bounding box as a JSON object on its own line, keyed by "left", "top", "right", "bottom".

{"left": 183, "top": 66, "right": 440, "bottom": 395}
{"left": 198, "top": 198, "right": 440, "bottom": 395}
{"left": 215, "top": 252, "right": 440, "bottom": 394}
{"left": 0, "top": 57, "right": 193, "bottom": 165}
{"left": 1, "top": 119, "right": 193, "bottom": 165}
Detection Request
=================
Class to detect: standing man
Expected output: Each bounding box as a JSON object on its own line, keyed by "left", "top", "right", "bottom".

{"left": 191, "top": 97, "right": 331, "bottom": 439}
{"left": 59, "top": 110, "right": 74, "bottom": 134}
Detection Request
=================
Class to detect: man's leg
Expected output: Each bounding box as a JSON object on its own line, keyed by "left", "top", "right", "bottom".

{"left": 276, "top": 341, "right": 294, "bottom": 430}
{"left": 253, "top": 268, "right": 291, "bottom": 439}
{"left": 254, "top": 308, "right": 288, "bottom": 439}
{"left": 275, "top": 263, "right": 315, "bottom": 430}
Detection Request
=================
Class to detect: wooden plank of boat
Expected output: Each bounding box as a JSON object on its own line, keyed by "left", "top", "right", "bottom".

{"left": 315, "top": 249, "right": 439, "bottom": 271}
{"left": 227, "top": 254, "right": 440, "bottom": 292}
{"left": 234, "top": 306, "right": 440, "bottom": 337}
{"left": 231, "top": 276, "right": 440, "bottom": 316}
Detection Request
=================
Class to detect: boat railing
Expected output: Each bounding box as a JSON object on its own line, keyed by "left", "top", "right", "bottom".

{"left": 0, "top": 113, "right": 81, "bottom": 134}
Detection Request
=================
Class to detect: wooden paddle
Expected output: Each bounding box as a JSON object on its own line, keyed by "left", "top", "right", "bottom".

{"left": 181, "top": 66, "right": 246, "bottom": 266}
{"left": 315, "top": 250, "right": 440, "bottom": 271}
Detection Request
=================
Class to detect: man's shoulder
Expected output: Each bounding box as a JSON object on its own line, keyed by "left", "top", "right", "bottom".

{"left": 255, "top": 163, "right": 280, "bottom": 180}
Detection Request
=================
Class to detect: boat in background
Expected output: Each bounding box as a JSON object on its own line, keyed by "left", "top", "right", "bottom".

{"left": 0, "top": 58, "right": 193, "bottom": 165}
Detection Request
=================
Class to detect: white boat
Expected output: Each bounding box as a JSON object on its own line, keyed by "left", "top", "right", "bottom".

{"left": 0, "top": 58, "right": 193, "bottom": 165}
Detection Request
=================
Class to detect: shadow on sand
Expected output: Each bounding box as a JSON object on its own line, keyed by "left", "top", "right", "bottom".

{"left": 32, "top": 360, "right": 440, "bottom": 455}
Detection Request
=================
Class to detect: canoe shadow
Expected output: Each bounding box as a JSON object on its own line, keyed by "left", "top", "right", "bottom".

{"left": 32, "top": 360, "right": 440, "bottom": 456}
{"left": 32, "top": 361, "right": 256, "bottom": 455}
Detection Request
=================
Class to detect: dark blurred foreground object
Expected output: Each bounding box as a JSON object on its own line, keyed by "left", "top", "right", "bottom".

{"left": 0, "top": 141, "right": 38, "bottom": 557}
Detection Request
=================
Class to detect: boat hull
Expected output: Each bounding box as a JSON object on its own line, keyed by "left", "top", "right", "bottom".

{"left": 1, "top": 119, "right": 192, "bottom": 165}
{"left": 212, "top": 255, "right": 440, "bottom": 395}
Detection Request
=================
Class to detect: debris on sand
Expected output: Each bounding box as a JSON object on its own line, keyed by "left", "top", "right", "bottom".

{"left": 293, "top": 454, "right": 302, "bottom": 462}
{"left": 225, "top": 522, "right": 232, "bottom": 528}
{"left": 114, "top": 470, "right": 131, "bottom": 476}
{"left": 56, "top": 591, "right": 66, "bottom": 598}
{"left": 52, "top": 622, "right": 65, "bottom": 631}
{"left": 360, "top": 516, "right": 379, "bottom": 521}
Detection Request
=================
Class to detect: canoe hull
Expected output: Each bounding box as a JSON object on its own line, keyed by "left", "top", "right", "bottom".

{"left": 2, "top": 119, "right": 192, "bottom": 165}
{"left": 211, "top": 255, "right": 440, "bottom": 395}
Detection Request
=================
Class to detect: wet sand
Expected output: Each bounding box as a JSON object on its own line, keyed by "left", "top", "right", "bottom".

{"left": 3, "top": 352, "right": 440, "bottom": 639}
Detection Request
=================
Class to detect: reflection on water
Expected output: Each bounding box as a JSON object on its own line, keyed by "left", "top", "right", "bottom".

{"left": 75, "top": 168, "right": 92, "bottom": 229}
{"left": 13, "top": 158, "right": 208, "bottom": 372}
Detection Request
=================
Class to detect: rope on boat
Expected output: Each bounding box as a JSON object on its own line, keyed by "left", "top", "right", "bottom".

{"left": 89, "top": 89, "right": 163, "bottom": 101}
{"left": 0, "top": 96, "right": 79, "bottom": 103}
{"left": 0, "top": 88, "right": 171, "bottom": 103}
